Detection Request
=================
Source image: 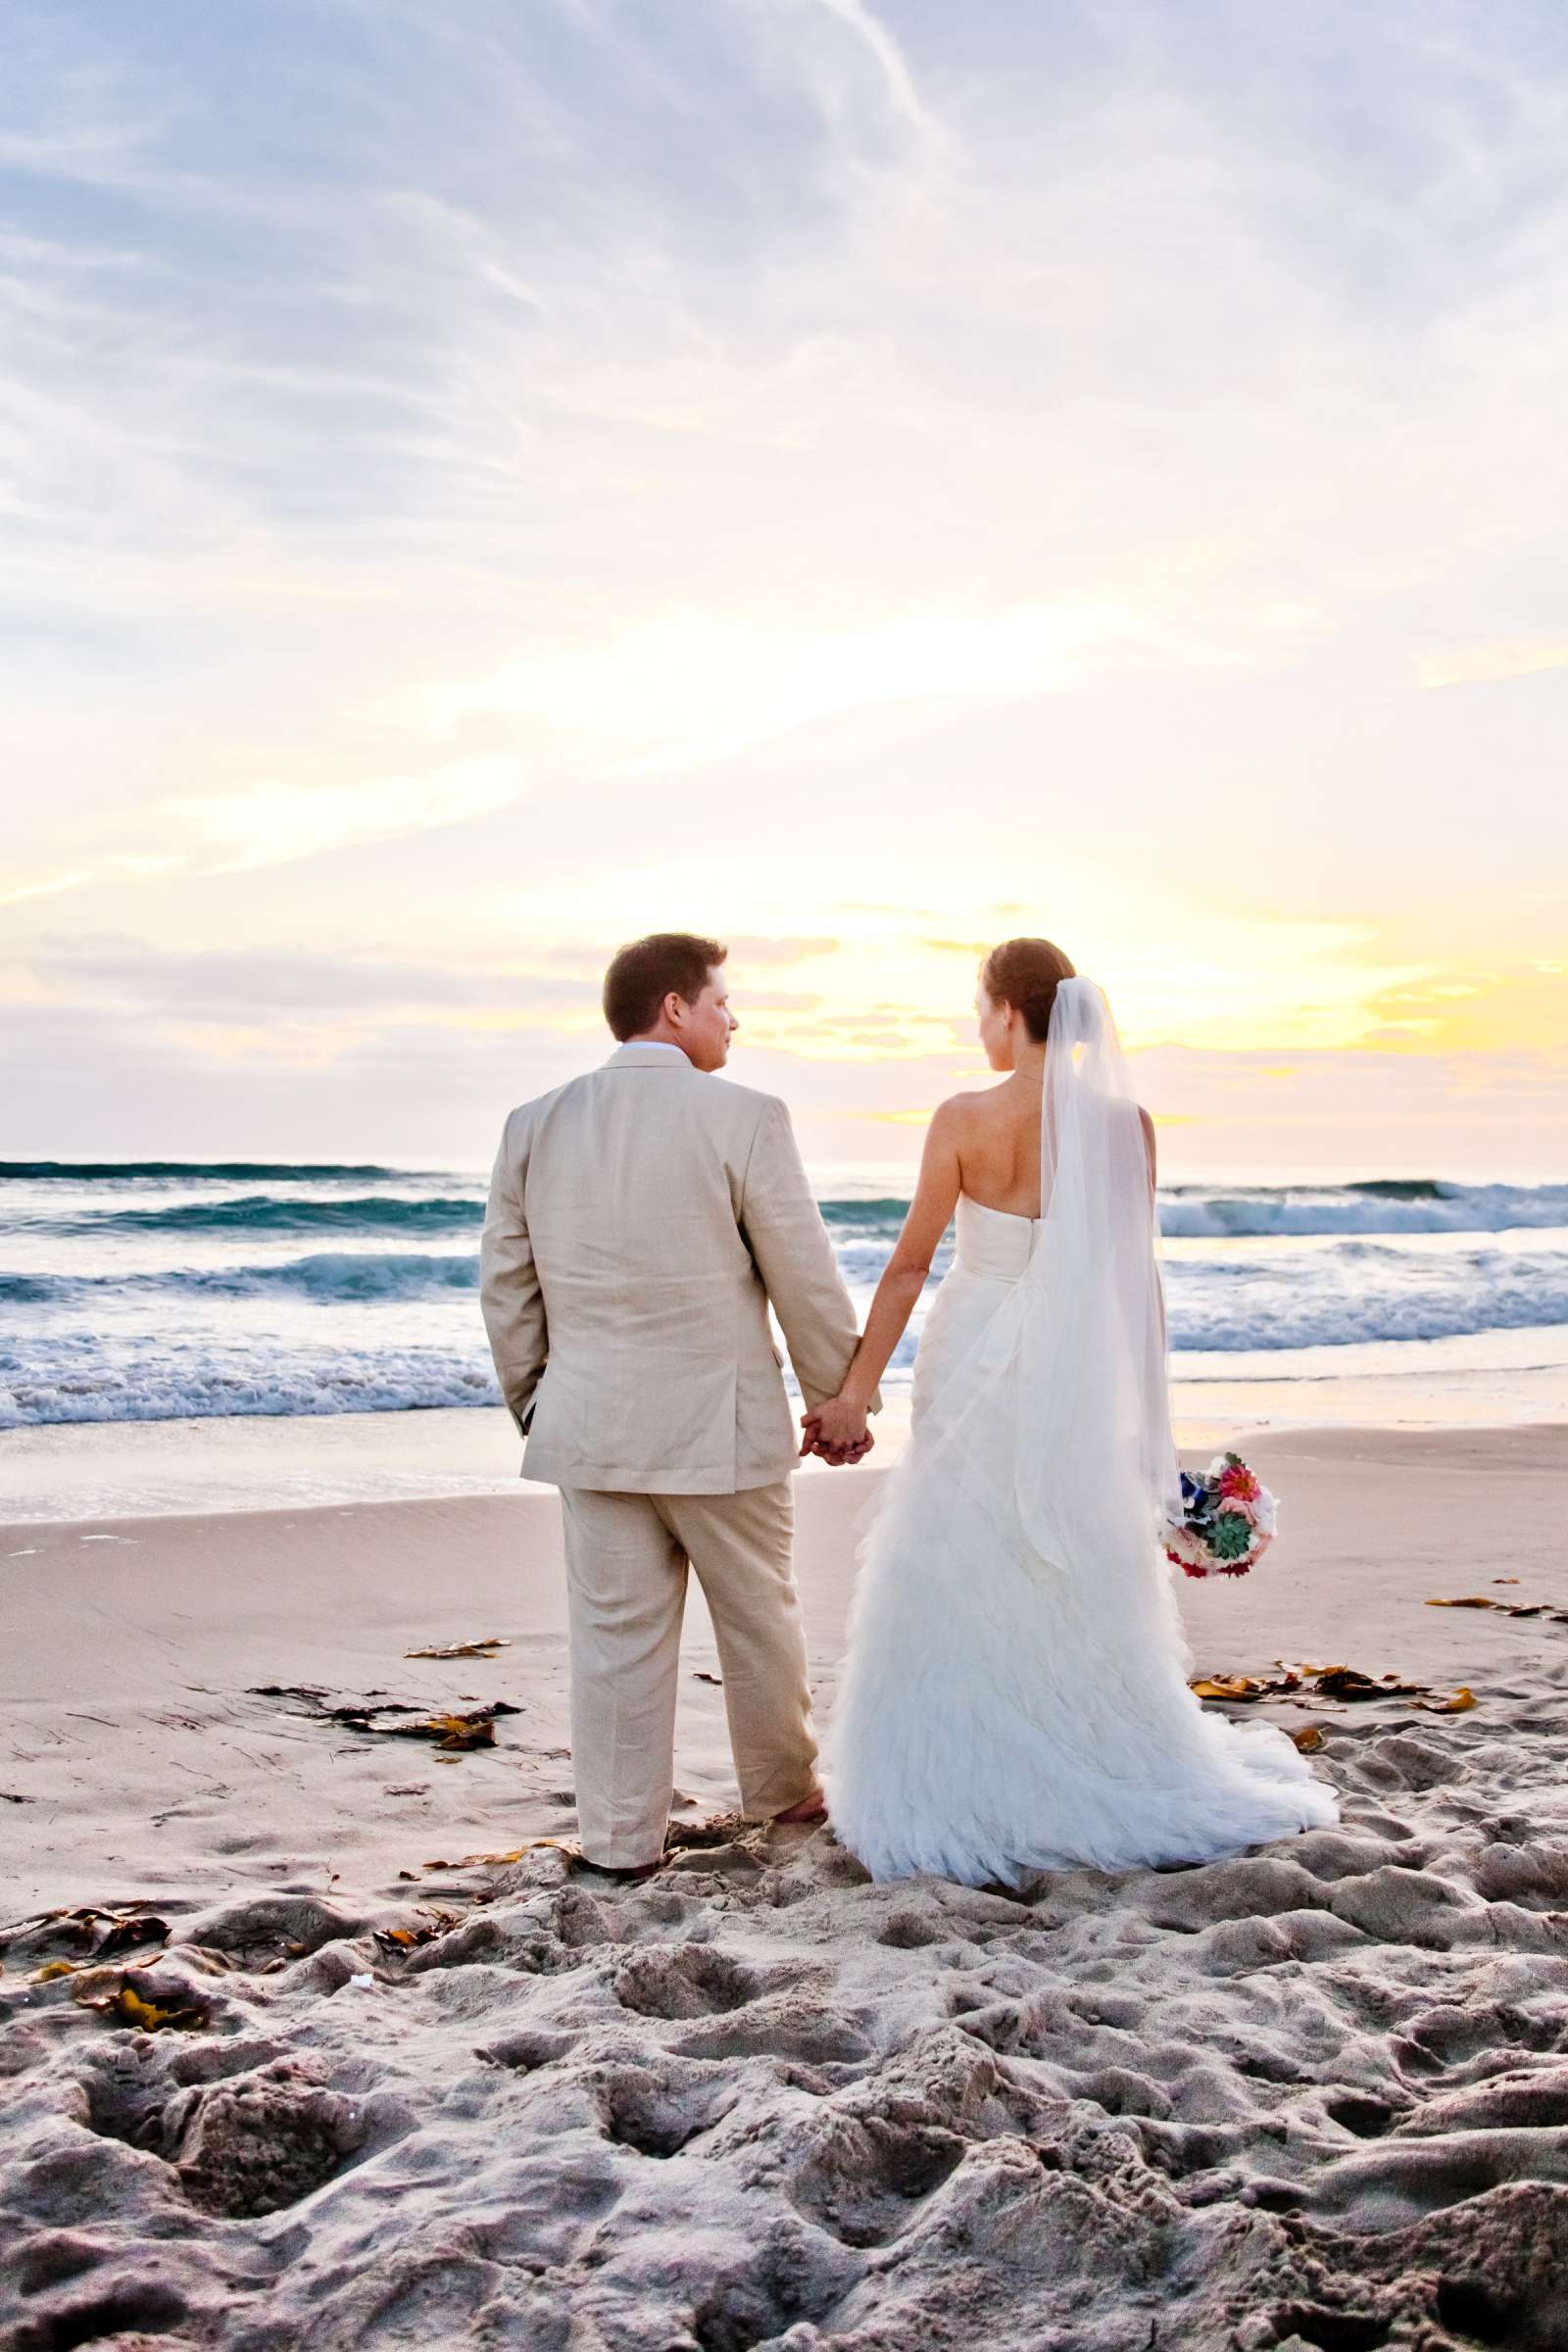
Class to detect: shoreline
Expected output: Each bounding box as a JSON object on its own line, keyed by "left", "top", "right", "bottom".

{"left": 3, "top": 1331, "right": 1565, "bottom": 1524}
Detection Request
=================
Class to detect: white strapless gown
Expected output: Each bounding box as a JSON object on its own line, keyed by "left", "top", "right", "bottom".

{"left": 823, "top": 1195, "right": 1339, "bottom": 1888}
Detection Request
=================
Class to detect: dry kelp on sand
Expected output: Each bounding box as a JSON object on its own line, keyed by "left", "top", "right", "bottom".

{"left": 403, "top": 1635, "right": 514, "bottom": 1660}
{"left": 1191, "top": 1663, "right": 1477, "bottom": 1713}
{"left": 1427, "top": 1593, "right": 1568, "bottom": 1624}
{"left": 75, "top": 1976, "right": 210, "bottom": 2033}
{"left": 2, "top": 1904, "right": 172, "bottom": 1969}
{"left": 248, "top": 1683, "right": 522, "bottom": 1750}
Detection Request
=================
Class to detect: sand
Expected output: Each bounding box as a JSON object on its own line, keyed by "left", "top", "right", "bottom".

{"left": 3, "top": 1424, "right": 1567, "bottom": 2349}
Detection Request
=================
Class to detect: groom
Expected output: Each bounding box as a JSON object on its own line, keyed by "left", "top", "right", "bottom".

{"left": 479, "top": 932, "right": 877, "bottom": 1879}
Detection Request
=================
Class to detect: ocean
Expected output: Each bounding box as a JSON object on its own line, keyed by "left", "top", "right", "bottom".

{"left": 4, "top": 1161, "right": 1568, "bottom": 1433}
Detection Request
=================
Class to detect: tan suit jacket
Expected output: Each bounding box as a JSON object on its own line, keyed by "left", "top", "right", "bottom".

{"left": 479, "top": 1045, "right": 874, "bottom": 1494}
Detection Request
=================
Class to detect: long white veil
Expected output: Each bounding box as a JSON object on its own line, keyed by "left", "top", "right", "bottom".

{"left": 1017, "top": 976, "right": 1182, "bottom": 1560}
{"left": 897, "top": 975, "right": 1182, "bottom": 1583}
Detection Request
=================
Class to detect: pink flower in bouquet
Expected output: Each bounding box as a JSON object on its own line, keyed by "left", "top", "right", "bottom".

{"left": 1215, "top": 1461, "right": 1261, "bottom": 1504}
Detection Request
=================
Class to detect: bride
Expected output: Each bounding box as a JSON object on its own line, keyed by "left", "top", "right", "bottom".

{"left": 804, "top": 937, "right": 1338, "bottom": 1888}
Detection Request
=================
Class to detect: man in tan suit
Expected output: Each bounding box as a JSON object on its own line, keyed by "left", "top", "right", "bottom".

{"left": 480, "top": 932, "right": 875, "bottom": 1879}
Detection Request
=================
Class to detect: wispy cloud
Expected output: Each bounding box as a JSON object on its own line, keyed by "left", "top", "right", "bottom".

{"left": 726, "top": 935, "right": 839, "bottom": 965}
{"left": 0, "top": 870, "right": 90, "bottom": 908}
{"left": 1415, "top": 635, "right": 1568, "bottom": 689}
{"left": 808, "top": 0, "right": 950, "bottom": 150}
{"left": 427, "top": 604, "right": 1131, "bottom": 766}
{"left": 23, "top": 936, "right": 599, "bottom": 1023}
{"left": 168, "top": 760, "right": 520, "bottom": 872}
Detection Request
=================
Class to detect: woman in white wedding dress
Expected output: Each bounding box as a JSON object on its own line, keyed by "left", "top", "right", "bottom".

{"left": 805, "top": 938, "right": 1338, "bottom": 1889}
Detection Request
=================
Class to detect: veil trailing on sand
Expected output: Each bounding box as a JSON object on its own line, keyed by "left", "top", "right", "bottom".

{"left": 909, "top": 975, "right": 1183, "bottom": 1581}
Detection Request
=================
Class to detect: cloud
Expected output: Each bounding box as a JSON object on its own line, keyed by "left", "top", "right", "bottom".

{"left": 731, "top": 990, "right": 825, "bottom": 1012}
{"left": 167, "top": 760, "right": 520, "bottom": 872}
{"left": 23, "top": 937, "right": 601, "bottom": 1024}
{"left": 1123, "top": 1040, "right": 1568, "bottom": 1181}
{"left": 0, "top": 870, "right": 91, "bottom": 907}
{"left": 724, "top": 935, "right": 839, "bottom": 964}
{"left": 0, "top": 998, "right": 591, "bottom": 1161}
{"left": 1414, "top": 635, "right": 1568, "bottom": 689}
{"left": 426, "top": 604, "right": 1131, "bottom": 768}
{"left": 1358, "top": 961, "right": 1568, "bottom": 1056}
{"left": 808, "top": 0, "right": 951, "bottom": 152}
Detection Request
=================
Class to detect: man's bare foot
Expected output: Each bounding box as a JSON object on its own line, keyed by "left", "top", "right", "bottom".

{"left": 771, "top": 1788, "right": 828, "bottom": 1826}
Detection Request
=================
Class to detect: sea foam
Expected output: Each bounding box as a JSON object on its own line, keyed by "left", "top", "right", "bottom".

{"left": 3, "top": 1164, "right": 1564, "bottom": 1427}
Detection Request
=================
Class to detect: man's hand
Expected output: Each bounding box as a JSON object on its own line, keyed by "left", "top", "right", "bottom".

{"left": 800, "top": 1396, "right": 874, "bottom": 1467}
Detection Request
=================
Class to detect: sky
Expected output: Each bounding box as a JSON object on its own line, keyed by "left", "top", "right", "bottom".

{"left": 2, "top": 0, "right": 1565, "bottom": 1178}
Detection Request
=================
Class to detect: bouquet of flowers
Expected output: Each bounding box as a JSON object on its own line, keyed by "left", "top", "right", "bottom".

{"left": 1164, "top": 1452, "right": 1277, "bottom": 1579}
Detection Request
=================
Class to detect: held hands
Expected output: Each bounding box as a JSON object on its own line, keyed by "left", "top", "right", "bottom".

{"left": 800, "top": 1394, "right": 874, "bottom": 1467}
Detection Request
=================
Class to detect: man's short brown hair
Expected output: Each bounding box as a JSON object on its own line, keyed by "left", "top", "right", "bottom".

{"left": 602, "top": 933, "right": 727, "bottom": 1042}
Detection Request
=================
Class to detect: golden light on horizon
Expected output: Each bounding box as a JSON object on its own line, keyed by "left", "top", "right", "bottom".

{"left": 360, "top": 886, "right": 1568, "bottom": 1084}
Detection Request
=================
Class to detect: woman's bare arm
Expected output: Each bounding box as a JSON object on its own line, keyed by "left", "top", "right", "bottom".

{"left": 803, "top": 1102, "right": 964, "bottom": 1449}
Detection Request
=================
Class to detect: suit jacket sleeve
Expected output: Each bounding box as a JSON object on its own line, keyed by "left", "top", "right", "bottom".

{"left": 739, "top": 1096, "right": 881, "bottom": 1414}
{"left": 479, "top": 1110, "right": 548, "bottom": 1436}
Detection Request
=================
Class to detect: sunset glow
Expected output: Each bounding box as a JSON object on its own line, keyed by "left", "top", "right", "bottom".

{"left": 1, "top": 2, "right": 1563, "bottom": 1178}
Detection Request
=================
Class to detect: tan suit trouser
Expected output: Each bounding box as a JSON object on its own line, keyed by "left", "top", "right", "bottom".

{"left": 559, "top": 1480, "right": 818, "bottom": 1868}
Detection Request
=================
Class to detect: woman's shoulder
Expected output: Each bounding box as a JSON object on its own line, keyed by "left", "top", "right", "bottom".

{"left": 924, "top": 1089, "right": 992, "bottom": 1152}
{"left": 933, "top": 1081, "right": 1006, "bottom": 1128}
{"left": 921, "top": 1085, "right": 1018, "bottom": 1177}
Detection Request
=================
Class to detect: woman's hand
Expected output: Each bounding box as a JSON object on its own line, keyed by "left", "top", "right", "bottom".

{"left": 800, "top": 1395, "right": 874, "bottom": 1465}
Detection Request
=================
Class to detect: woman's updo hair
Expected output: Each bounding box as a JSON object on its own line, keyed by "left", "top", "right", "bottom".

{"left": 981, "top": 937, "right": 1076, "bottom": 1043}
